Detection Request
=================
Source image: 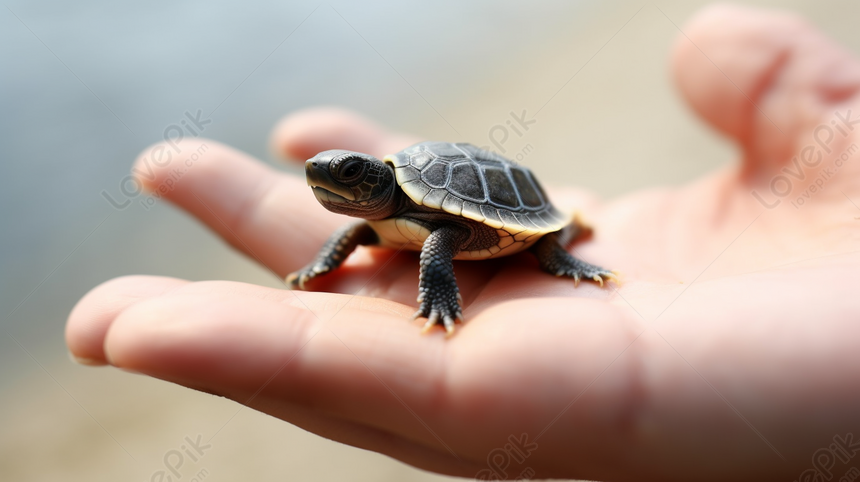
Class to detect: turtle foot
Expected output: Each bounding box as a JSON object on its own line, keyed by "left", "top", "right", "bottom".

{"left": 532, "top": 231, "right": 618, "bottom": 289}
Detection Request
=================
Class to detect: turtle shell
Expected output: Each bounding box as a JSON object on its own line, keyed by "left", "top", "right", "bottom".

{"left": 383, "top": 141, "right": 569, "bottom": 240}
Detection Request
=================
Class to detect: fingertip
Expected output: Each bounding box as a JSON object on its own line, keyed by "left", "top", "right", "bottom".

{"left": 132, "top": 137, "right": 228, "bottom": 194}
{"left": 270, "top": 106, "right": 420, "bottom": 161}
{"left": 102, "top": 294, "right": 176, "bottom": 370}
{"left": 102, "top": 291, "right": 319, "bottom": 392}
{"left": 65, "top": 276, "right": 188, "bottom": 366}
{"left": 670, "top": 4, "right": 805, "bottom": 140}
{"left": 270, "top": 106, "right": 378, "bottom": 161}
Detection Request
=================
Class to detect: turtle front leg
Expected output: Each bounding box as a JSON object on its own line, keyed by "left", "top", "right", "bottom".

{"left": 414, "top": 225, "right": 470, "bottom": 336}
{"left": 286, "top": 221, "right": 378, "bottom": 290}
{"left": 530, "top": 225, "right": 618, "bottom": 287}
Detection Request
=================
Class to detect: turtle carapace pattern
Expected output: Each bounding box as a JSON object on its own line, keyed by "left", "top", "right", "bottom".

{"left": 287, "top": 141, "right": 617, "bottom": 335}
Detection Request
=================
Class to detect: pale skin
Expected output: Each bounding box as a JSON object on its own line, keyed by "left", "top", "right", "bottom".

{"left": 66, "top": 5, "right": 860, "bottom": 481}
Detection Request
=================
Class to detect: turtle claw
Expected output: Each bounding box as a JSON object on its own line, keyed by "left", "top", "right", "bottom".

{"left": 552, "top": 265, "right": 618, "bottom": 289}
{"left": 285, "top": 271, "right": 305, "bottom": 290}
{"left": 443, "top": 316, "right": 456, "bottom": 337}
{"left": 428, "top": 310, "right": 440, "bottom": 327}
{"left": 286, "top": 271, "right": 311, "bottom": 290}
{"left": 415, "top": 303, "right": 464, "bottom": 336}
{"left": 286, "top": 264, "right": 332, "bottom": 290}
{"left": 591, "top": 270, "right": 621, "bottom": 288}
{"left": 420, "top": 317, "right": 436, "bottom": 334}
{"left": 605, "top": 270, "right": 622, "bottom": 286}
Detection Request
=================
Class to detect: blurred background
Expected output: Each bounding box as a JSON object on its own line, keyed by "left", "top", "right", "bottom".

{"left": 1, "top": 0, "right": 858, "bottom": 480}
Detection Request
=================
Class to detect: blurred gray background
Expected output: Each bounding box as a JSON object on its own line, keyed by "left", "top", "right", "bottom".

{"left": 1, "top": 1, "right": 858, "bottom": 480}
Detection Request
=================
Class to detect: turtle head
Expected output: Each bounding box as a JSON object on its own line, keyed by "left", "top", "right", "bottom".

{"left": 305, "top": 150, "right": 400, "bottom": 219}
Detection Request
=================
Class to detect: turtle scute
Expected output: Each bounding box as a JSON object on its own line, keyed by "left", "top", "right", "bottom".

{"left": 482, "top": 166, "right": 519, "bottom": 208}
{"left": 511, "top": 168, "right": 544, "bottom": 208}
{"left": 421, "top": 160, "right": 449, "bottom": 188}
{"left": 449, "top": 163, "right": 483, "bottom": 200}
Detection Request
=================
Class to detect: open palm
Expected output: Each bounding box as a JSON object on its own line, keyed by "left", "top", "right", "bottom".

{"left": 67, "top": 5, "right": 860, "bottom": 481}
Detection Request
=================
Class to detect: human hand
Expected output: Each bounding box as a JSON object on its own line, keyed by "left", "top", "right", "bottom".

{"left": 66, "top": 5, "right": 860, "bottom": 481}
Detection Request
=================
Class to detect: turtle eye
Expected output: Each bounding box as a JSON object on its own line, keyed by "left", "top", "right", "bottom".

{"left": 339, "top": 159, "right": 364, "bottom": 181}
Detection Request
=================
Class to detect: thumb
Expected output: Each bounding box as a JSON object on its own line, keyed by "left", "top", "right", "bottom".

{"left": 671, "top": 4, "right": 860, "bottom": 182}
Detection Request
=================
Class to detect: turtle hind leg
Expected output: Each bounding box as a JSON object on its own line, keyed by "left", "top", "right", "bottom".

{"left": 413, "top": 225, "right": 470, "bottom": 336}
{"left": 286, "top": 221, "right": 378, "bottom": 290}
{"left": 530, "top": 229, "right": 617, "bottom": 287}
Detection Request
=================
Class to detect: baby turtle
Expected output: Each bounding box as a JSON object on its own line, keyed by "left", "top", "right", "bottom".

{"left": 288, "top": 141, "right": 617, "bottom": 335}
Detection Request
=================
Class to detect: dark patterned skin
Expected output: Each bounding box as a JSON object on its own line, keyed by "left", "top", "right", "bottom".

{"left": 289, "top": 142, "right": 617, "bottom": 335}
{"left": 286, "top": 222, "right": 378, "bottom": 290}
{"left": 414, "top": 225, "right": 469, "bottom": 332}
{"left": 530, "top": 224, "right": 611, "bottom": 286}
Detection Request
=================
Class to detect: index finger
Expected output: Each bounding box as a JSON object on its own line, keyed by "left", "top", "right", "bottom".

{"left": 270, "top": 106, "right": 420, "bottom": 162}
